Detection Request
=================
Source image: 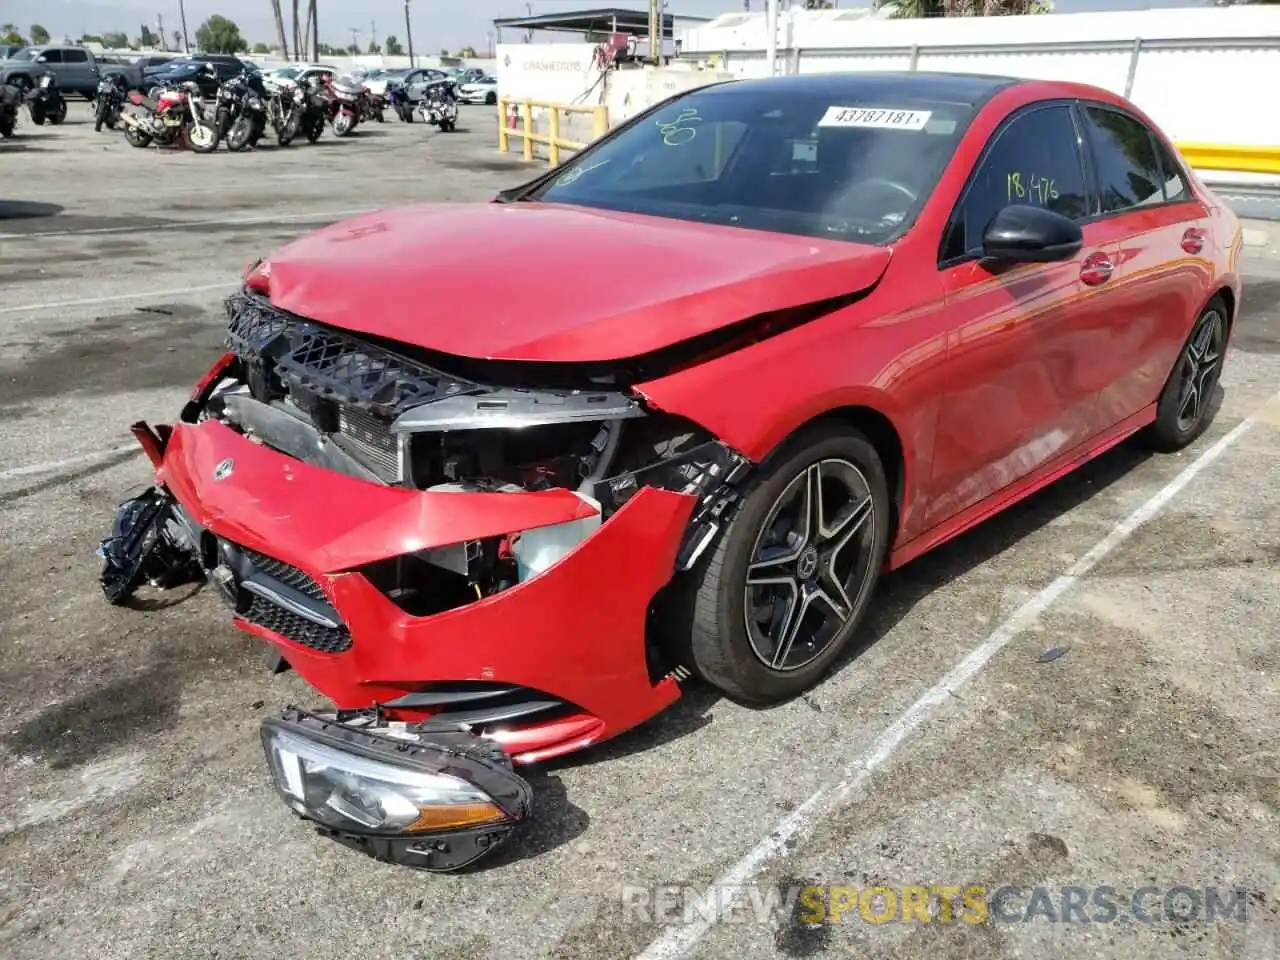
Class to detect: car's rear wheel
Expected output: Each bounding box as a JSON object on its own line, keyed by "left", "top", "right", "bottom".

{"left": 1143, "top": 298, "right": 1228, "bottom": 452}
{"left": 679, "top": 424, "right": 891, "bottom": 705}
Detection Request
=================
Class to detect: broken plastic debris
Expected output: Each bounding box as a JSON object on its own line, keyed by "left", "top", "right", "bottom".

{"left": 1037, "top": 646, "right": 1070, "bottom": 663}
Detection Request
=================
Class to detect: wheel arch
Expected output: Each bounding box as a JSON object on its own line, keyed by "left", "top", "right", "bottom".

{"left": 758, "top": 403, "right": 908, "bottom": 544}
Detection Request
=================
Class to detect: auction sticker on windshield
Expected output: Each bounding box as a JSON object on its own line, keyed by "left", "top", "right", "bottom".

{"left": 817, "top": 106, "right": 933, "bottom": 130}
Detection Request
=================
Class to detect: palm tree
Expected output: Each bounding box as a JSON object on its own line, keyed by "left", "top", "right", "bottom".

{"left": 291, "top": 0, "right": 301, "bottom": 60}
{"left": 270, "top": 0, "right": 289, "bottom": 59}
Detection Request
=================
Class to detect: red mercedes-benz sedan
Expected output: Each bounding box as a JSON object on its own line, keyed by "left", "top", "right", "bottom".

{"left": 101, "top": 72, "right": 1241, "bottom": 870}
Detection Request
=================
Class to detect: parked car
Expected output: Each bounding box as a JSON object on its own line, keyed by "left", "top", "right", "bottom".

{"left": 100, "top": 53, "right": 179, "bottom": 91}
{"left": 143, "top": 55, "right": 255, "bottom": 98}
{"left": 99, "top": 71, "right": 1241, "bottom": 872}
{"left": 452, "top": 67, "right": 487, "bottom": 86}
{"left": 360, "top": 67, "right": 411, "bottom": 98}
{"left": 0, "top": 45, "right": 100, "bottom": 97}
{"left": 457, "top": 75, "right": 497, "bottom": 105}
{"left": 394, "top": 67, "right": 451, "bottom": 103}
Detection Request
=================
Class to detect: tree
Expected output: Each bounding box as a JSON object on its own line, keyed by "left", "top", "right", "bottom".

{"left": 458, "top": 45, "right": 477, "bottom": 58}
{"left": 172, "top": 29, "right": 182, "bottom": 50}
{"left": 384, "top": 35, "right": 403, "bottom": 55}
{"left": 102, "top": 30, "right": 129, "bottom": 48}
{"left": 252, "top": 42, "right": 269, "bottom": 53}
{"left": 804, "top": 1, "right": 834, "bottom": 7}
{"left": 30, "top": 24, "right": 50, "bottom": 44}
{"left": 366, "top": 41, "right": 381, "bottom": 54}
{"left": 79, "top": 34, "right": 103, "bottom": 45}
{"left": 440, "top": 48, "right": 448, "bottom": 57}
{"left": 1, "top": 25, "right": 27, "bottom": 45}
{"left": 346, "top": 43, "right": 359, "bottom": 54}
{"left": 195, "top": 15, "right": 248, "bottom": 53}
{"left": 138, "top": 24, "right": 157, "bottom": 47}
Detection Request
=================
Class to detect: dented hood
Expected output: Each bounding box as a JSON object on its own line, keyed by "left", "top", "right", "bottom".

{"left": 261, "top": 202, "right": 892, "bottom": 362}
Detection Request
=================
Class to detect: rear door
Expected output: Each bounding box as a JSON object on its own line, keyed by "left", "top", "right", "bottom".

{"left": 61, "top": 48, "right": 94, "bottom": 91}
{"left": 1074, "top": 103, "right": 1215, "bottom": 428}
{"left": 927, "top": 102, "right": 1117, "bottom": 528}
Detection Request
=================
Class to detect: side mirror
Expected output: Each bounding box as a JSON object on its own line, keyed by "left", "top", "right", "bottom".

{"left": 981, "top": 205, "right": 1083, "bottom": 264}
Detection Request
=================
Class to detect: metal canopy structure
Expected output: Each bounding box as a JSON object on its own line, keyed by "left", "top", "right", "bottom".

{"left": 492, "top": 7, "right": 711, "bottom": 42}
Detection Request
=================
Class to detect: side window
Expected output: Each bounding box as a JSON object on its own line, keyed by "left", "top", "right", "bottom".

{"left": 64, "top": 50, "right": 88, "bottom": 63}
{"left": 942, "top": 104, "right": 1089, "bottom": 262}
{"left": 1152, "top": 137, "right": 1190, "bottom": 204}
{"left": 40, "top": 50, "right": 63, "bottom": 63}
{"left": 1081, "top": 106, "right": 1164, "bottom": 213}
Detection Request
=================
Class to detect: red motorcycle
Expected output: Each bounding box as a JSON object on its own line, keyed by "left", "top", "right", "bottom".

{"left": 120, "top": 72, "right": 219, "bottom": 153}
{"left": 319, "top": 74, "right": 365, "bottom": 137}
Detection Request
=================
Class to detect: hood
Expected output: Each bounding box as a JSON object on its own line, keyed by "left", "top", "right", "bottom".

{"left": 260, "top": 202, "right": 892, "bottom": 363}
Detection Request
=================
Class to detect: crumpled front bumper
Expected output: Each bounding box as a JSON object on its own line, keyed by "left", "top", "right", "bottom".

{"left": 152, "top": 417, "right": 694, "bottom": 762}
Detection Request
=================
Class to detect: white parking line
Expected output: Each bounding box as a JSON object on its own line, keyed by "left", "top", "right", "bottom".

{"left": 0, "top": 283, "right": 239, "bottom": 316}
{"left": 0, "top": 444, "right": 141, "bottom": 482}
{"left": 0, "top": 206, "right": 380, "bottom": 240}
{"left": 636, "top": 406, "right": 1267, "bottom": 960}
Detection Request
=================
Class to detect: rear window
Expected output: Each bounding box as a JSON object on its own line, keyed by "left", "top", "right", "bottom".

{"left": 532, "top": 86, "right": 976, "bottom": 245}
{"left": 64, "top": 49, "right": 88, "bottom": 63}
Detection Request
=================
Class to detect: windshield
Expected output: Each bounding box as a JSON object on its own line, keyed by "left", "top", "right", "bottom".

{"left": 9, "top": 47, "right": 37, "bottom": 61}
{"left": 272, "top": 67, "right": 300, "bottom": 78}
{"left": 531, "top": 84, "right": 976, "bottom": 245}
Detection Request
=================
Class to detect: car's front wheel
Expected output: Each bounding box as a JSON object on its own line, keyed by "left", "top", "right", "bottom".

{"left": 1143, "top": 297, "right": 1229, "bottom": 452}
{"left": 680, "top": 424, "right": 891, "bottom": 705}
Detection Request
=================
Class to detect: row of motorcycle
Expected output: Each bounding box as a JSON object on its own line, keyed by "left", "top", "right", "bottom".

{"left": 93, "top": 63, "right": 459, "bottom": 153}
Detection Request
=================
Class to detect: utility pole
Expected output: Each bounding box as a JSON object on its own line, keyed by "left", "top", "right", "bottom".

{"left": 176, "top": 0, "right": 190, "bottom": 52}
{"left": 370, "top": 19, "right": 377, "bottom": 52}
{"left": 311, "top": 0, "right": 319, "bottom": 61}
{"left": 349, "top": 27, "right": 361, "bottom": 53}
{"left": 404, "top": 0, "right": 416, "bottom": 66}
{"left": 649, "top": 0, "right": 660, "bottom": 64}
{"left": 156, "top": 13, "right": 166, "bottom": 50}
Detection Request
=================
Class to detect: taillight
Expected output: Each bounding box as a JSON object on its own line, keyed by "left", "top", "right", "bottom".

{"left": 244, "top": 259, "right": 270, "bottom": 294}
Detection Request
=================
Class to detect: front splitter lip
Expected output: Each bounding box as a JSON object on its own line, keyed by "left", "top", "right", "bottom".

{"left": 262, "top": 707, "right": 534, "bottom": 872}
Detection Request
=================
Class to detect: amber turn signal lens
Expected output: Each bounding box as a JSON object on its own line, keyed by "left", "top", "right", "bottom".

{"left": 406, "top": 802, "right": 508, "bottom": 833}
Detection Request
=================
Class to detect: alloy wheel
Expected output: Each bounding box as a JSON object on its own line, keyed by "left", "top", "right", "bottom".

{"left": 743, "top": 458, "right": 877, "bottom": 673}
{"left": 1175, "top": 309, "right": 1225, "bottom": 432}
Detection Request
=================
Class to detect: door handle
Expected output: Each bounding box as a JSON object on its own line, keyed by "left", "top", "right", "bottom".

{"left": 1080, "top": 251, "right": 1114, "bottom": 287}
{"left": 1181, "top": 228, "right": 1207, "bottom": 255}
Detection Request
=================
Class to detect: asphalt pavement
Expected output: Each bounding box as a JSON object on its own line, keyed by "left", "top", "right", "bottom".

{"left": 0, "top": 103, "right": 1277, "bottom": 960}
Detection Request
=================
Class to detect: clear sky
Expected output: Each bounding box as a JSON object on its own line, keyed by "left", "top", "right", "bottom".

{"left": 25, "top": 0, "right": 1208, "bottom": 55}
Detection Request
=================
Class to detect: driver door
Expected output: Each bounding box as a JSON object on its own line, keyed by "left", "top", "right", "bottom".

{"left": 926, "top": 102, "right": 1118, "bottom": 529}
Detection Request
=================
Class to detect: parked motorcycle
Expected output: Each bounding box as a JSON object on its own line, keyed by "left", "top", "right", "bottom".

{"left": 359, "top": 87, "right": 385, "bottom": 124}
{"left": 323, "top": 75, "right": 365, "bottom": 137}
{"left": 27, "top": 73, "right": 67, "bottom": 126}
{"left": 416, "top": 78, "right": 458, "bottom": 132}
{"left": 262, "top": 75, "right": 304, "bottom": 146}
{"left": 214, "top": 71, "right": 268, "bottom": 151}
{"left": 0, "top": 83, "right": 20, "bottom": 138}
{"left": 299, "top": 77, "right": 327, "bottom": 143}
{"left": 387, "top": 81, "right": 413, "bottom": 123}
{"left": 94, "top": 74, "right": 128, "bottom": 132}
{"left": 120, "top": 72, "right": 220, "bottom": 153}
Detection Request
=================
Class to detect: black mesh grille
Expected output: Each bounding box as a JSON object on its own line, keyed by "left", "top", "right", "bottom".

{"left": 242, "top": 596, "right": 352, "bottom": 653}
{"left": 223, "top": 291, "right": 481, "bottom": 418}
{"left": 238, "top": 546, "right": 328, "bottom": 604}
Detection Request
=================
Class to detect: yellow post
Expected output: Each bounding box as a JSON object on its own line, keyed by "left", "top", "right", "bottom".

{"left": 498, "top": 98, "right": 509, "bottom": 153}
{"left": 522, "top": 102, "right": 534, "bottom": 162}
{"left": 592, "top": 105, "right": 608, "bottom": 141}
{"left": 549, "top": 108, "right": 561, "bottom": 166}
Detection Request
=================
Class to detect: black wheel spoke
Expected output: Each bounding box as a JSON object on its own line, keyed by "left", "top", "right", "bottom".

{"left": 1175, "top": 310, "right": 1223, "bottom": 432}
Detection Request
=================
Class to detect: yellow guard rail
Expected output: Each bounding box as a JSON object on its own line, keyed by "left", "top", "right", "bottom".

{"left": 1175, "top": 143, "right": 1280, "bottom": 176}
{"left": 498, "top": 98, "right": 609, "bottom": 165}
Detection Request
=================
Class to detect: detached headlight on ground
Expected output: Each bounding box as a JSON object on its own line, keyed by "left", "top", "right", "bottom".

{"left": 261, "top": 709, "right": 533, "bottom": 871}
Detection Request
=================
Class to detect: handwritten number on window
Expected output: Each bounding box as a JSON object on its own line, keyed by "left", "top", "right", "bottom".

{"left": 656, "top": 108, "right": 701, "bottom": 146}
{"left": 1007, "top": 172, "right": 1059, "bottom": 205}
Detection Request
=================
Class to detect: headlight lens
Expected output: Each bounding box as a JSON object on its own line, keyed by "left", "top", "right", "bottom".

{"left": 263, "top": 724, "right": 507, "bottom": 834}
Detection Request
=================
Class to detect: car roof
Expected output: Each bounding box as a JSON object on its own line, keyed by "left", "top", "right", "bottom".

{"left": 715, "top": 71, "right": 1024, "bottom": 107}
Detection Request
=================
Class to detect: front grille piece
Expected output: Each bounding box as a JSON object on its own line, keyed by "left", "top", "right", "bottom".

{"left": 224, "top": 291, "right": 482, "bottom": 419}
{"left": 243, "top": 596, "right": 352, "bottom": 654}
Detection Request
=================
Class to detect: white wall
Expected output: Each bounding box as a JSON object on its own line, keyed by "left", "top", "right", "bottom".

{"left": 678, "top": 6, "right": 1280, "bottom": 148}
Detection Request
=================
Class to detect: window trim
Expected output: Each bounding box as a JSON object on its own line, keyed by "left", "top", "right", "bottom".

{"left": 1074, "top": 100, "right": 1197, "bottom": 224}
{"left": 937, "top": 98, "right": 1090, "bottom": 270}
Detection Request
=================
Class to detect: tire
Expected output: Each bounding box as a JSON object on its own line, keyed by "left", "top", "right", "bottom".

{"left": 485, "top": 92, "right": 497, "bottom": 106}
{"left": 0, "top": 115, "right": 13, "bottom": 138}
{"left": 29, "top": 103, "right": 46, "bottom": 125}
{"left": 49, "top": 101, "right": 67, "bottom": 125}
{"left": 187, "top": 119, "right": 219, "bottom": 153}
{"left": 439, "top": 118, "right": 455, "bottom": 132}
{"left": 123, "top": 122, "right": 151, "bottom": 147}
{"left": 305, "top": 116, "right": 323, "bottom": 142}
{"left": 95, "top": 100, "right": 107, "bottom": 132}
{"left": 398, "top": 105, "right": 414, "bottom": 123}
{"left": 278, "top": 111, "right": 301, "bottom": 146}
{"left": 225, "top": 115, "right": 252, "bottom": 151}
{"left": 676, "top": 424, "right": 892, "bottom": 705}
{"left": 1142, "top": 297, "right": 1229, "bottom": 452}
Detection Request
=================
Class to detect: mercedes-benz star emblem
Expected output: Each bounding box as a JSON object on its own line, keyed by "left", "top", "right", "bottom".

{"left": 213, "top": 458, "right": 235, "bottom": 481}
